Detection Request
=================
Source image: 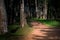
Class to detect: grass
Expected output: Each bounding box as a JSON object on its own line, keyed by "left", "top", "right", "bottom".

{"left": 0, "top": 24, "right": 33, "bottom": 40}
{"left": 31, "top": 18, "right": 45, "bottom": 21}
{"left": 8, "top": 24, "right": 20, "bottom": 31}
{"left": 11, "top": 25, "right": 33, "bottom": 36}
{"left": 30, "top": 18, "right": 60, "bottom": 27}
{"left": 7, "top": 24, "right": 33, "bottom": 36}
{"left": 39, "top": 20, "right": 59, "bottom": 27}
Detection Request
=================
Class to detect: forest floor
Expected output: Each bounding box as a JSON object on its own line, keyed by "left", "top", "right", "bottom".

{"left": 6, "top": 21, "right": 60, "bottom": 40}
{"left": 23, "top": 21, "right": 60, "bottom": 40}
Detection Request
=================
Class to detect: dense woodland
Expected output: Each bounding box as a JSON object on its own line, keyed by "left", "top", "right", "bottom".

{"left": 0, "top": 0, "right": 60, "bottom": 35}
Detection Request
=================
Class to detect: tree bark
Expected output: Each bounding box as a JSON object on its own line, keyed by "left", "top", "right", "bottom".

{"left": 43, "top": 0, "right": 47, "bottom": 19}
{"left": 0, "top": 0, "right": 8, "bottom": 34}
{"left": 20, "top": 0, "right": 27, "bottom": 28}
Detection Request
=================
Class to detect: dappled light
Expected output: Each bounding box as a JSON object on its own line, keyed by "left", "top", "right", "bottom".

{"left": 0, "top": 0, "right": 60, "bottom": 40}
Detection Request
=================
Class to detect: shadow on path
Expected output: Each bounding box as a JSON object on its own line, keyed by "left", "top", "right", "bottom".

{"left": 5, "top": 21, "right": 60, "bottom": 40}
{"left": 30, "top": 22, "right": 60, "bottom": 40}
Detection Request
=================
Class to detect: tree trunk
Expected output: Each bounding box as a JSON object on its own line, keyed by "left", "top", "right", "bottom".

{"left": 43, "top": 0, "right": 47, "bottom": 19}
{"left": 20, "top": 0, "right": 27, "bottom": 28}
{"left": 0, "top": 0, "right": 8, "bottom": 34}
{"left": 35, "top": 0, "right": 39, "bottom": 18}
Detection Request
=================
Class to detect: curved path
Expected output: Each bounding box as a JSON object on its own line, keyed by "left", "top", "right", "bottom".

{"left": 24, "top": 22, "right": 60, "bottom": 40}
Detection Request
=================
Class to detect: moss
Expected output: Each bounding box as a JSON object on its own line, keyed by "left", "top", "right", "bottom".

{"left": 11, "top": 25, "right": 33, "bottom": 36}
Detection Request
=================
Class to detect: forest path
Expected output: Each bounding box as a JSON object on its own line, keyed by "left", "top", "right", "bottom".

{"left": 24, "top": 21, "right": 60, "bottom": 40}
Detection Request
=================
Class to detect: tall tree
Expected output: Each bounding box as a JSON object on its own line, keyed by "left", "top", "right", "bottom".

{"left": 20, "top": 0, "right": 27, "bottom": 28}
{"left": 0, "top": 0, "right": 8, "bottom": 34}
{"left": 43, "top": 0, "right": 48, "bottom": 19}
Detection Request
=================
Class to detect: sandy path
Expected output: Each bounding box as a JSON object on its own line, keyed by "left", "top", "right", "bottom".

{"left": 23, "top": 22, "right": 60, "bottom": 40}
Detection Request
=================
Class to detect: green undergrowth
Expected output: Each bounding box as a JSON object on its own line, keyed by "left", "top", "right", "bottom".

{"left": 31, "top": 18, "right": 60, "bottom": 28}
{"left": 0, "top": 24, "right": 33, "bottom": 40}
{"left": 8, "top": 24, "right": 33, "bottom": 36}
{"left": 30, "top": 18, "right": 45, "bottom": 21}
{"left": 39, "top": 20, "right": 59, "bottom": 27}
{"left": 11, "top": 25, "right": 33, "bottom": 36}
{"left": 8, "top": 24, "right": 20, "bottom": 31}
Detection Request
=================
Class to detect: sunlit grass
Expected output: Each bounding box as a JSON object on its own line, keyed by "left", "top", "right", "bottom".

{"left": 40, "top": 20, "right": 59, "bottom": 27}
{"left": 38, "top": 20, "right": 60, "bottom": 27}
{"left": 14, "top": 26, "right": 33, "bottom": 36}
{"left": 8, "top": 24, "right": 33, "bottom": 36}
{"left": 0, "top": 24, "right": 33, "bottom": 40}
{"left": 31, "top": 18, "right": 45, "bottom": 21}
{"left": 31, "top": 18, "right": 60, "bottom": 27}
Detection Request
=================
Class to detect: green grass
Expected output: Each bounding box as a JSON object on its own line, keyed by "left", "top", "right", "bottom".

{"left": 0, "top": 24, "right": 33, "bottom": 40}
{"left": 30, "top": 18, "right": 60, "bottom": 27}
{"left": 31, "top": 18, "right": 45, "bottom": 21}
{"left": 39, "top": 20, "right": 59, "bottom": 27}
{"left": 38, "top": 20, "right": 60, "bottom": 27}
{"left": 8, "top": 24, "right": 20, "bottom": 31}
{"left": 11, "top": 25, "right": 33, "bottom": 36}
{"left": 7, "top": 24, "right": 33, "bottom": 36}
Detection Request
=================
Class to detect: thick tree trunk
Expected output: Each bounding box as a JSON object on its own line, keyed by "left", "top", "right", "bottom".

{"left": 43, "top": 0, "right": 47, "bottom": 19}
{"left": 20, "top": 0, "right": 27, "bottom": 28}
{"left": 0, "top": 0, "right": 8, "bottom": 34}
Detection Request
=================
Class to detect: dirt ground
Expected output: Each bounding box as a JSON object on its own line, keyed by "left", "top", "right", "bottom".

{"left": 23, "top": 22, "right": 60, "bottom": 40}
{"left": 7, "top": 22, "right": 60, "bottom": 40}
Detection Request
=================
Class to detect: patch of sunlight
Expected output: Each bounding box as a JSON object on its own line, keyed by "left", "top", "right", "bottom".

{"left": 31, "top": 18, "right": 60, "bottom": 27}
{"left": 39, "top": 18, "right": 46, "bottom": 20}
{"left": 12, "top": 25, "right": 33, "bottom": 36}
{"left": 31, "top": 18, "right": 46, "bottom": 21}
{"left": 40, "top": 20, "right": 59, "bottom": 27}
{"left": 44, "top": 21, "right": 59, "bottom": 27}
